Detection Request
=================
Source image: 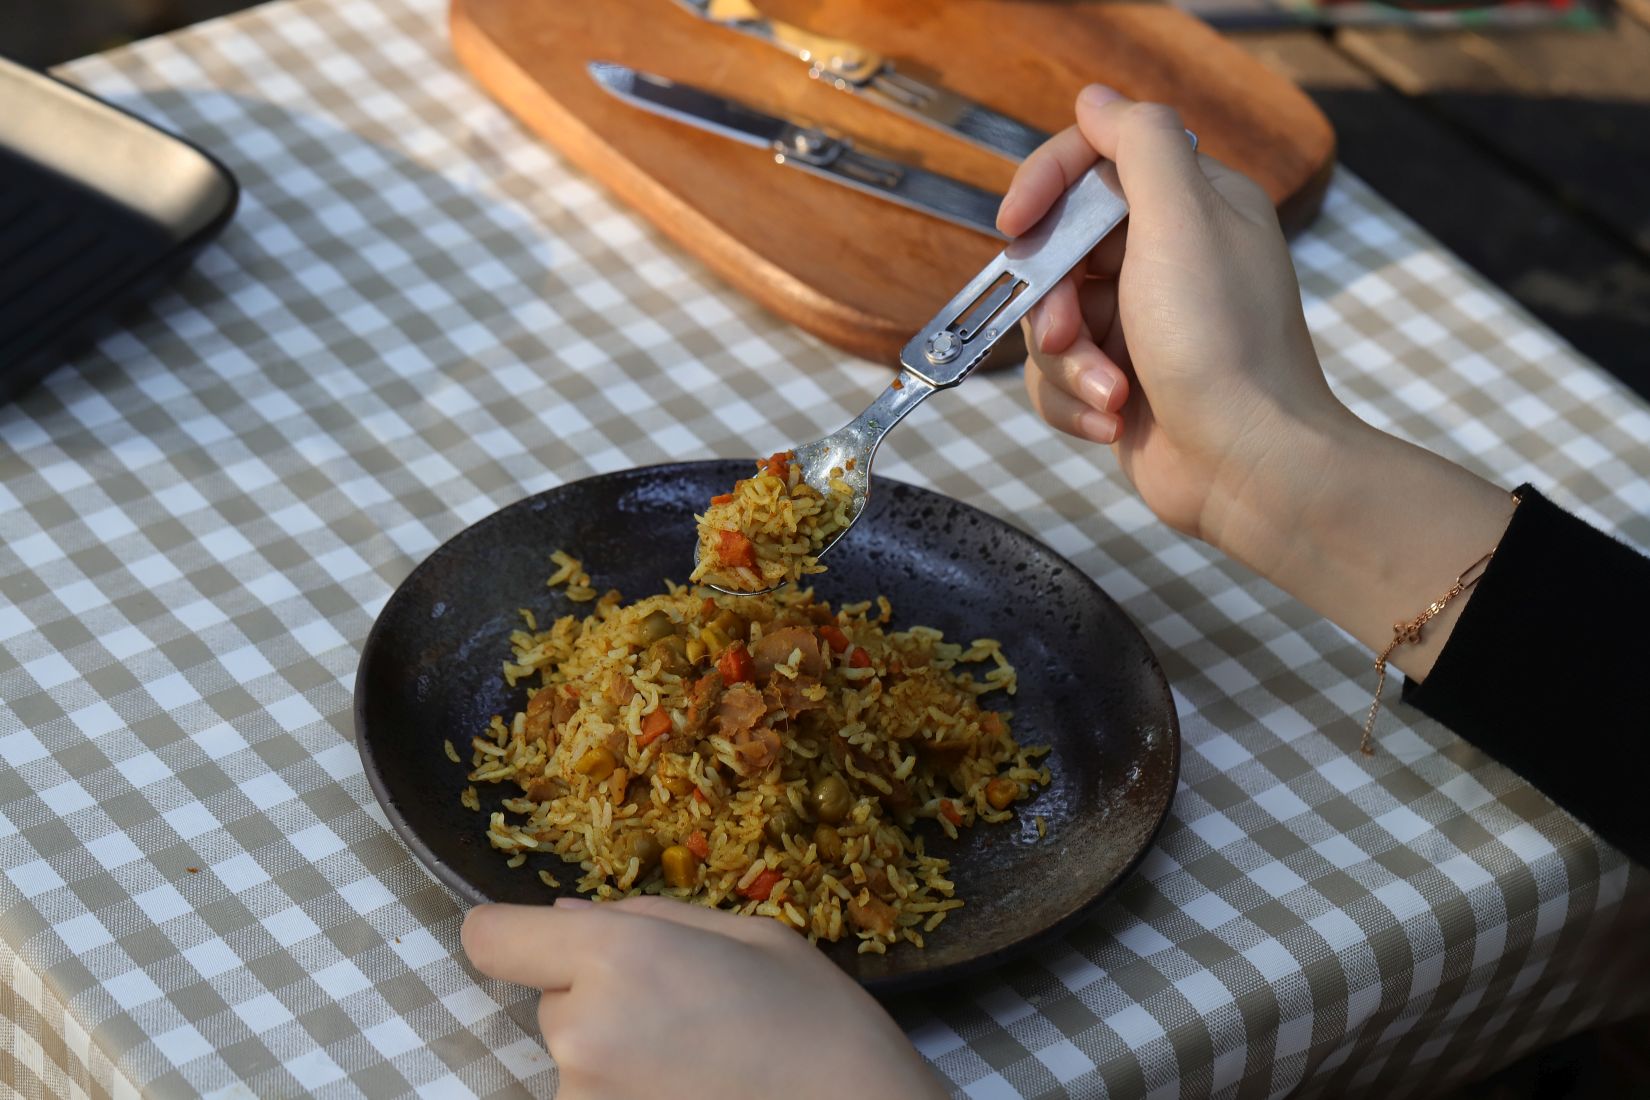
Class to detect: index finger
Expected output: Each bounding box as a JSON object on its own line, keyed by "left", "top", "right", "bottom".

{"left": 461, "top": 901, "right": 612, "bottom": 991}
{"left": 996, "top": 123, "right": 1101, "bottom": 237}
{"left": 998, "top": 84, "right": 1133, "bottom": 236}
{"left": 606, "top": 894, "right": 781, "bottom": 945}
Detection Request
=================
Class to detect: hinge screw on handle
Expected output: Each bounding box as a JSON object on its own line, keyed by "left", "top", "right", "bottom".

{"left": 924, "top": 331, "right": 960, "bottom": 364}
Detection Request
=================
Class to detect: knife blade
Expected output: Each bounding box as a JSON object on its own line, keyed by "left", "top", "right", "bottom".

{"left": 669, "top": 0, "right": 1050, "bottom": 160}
{"left": 589, "top": 62, "right": 1005, "bottom": 237}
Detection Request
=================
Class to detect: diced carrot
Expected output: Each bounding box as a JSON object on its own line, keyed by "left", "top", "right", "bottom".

{"left": 693, "top": 787, "right": 707, "bottom": 803}
{"left": 888, "top": 659, "right": 902, "bottom": 677}
{"left": 940, "top": 800, "right": 963, "bottom": 826}
{"left": 715, "top": 529, "right": 756, "bottom": 570}
{"left": 685, "top": 830, "right": 710, "bottom": 859}
{"left": 760, "top": 451, "right": 792, "bottom": 480}
{"left": 719, "top": 642, "right": 755, "bottom": 684}
{"left": 710, "top": 493, "right": 734, "bottom": 505}
{"left": 701, "top": 597, "right": 717, "bottom": 620}
{"left": 980, "top": 712, "right": 1004, "bottom": 735}
{"left": 849, "top": 647, "right": 872, "bottom": 669}
{"left": 818, "top": 625, "right": 850, "bottom": 653}
{"left": 740, "top": 868, "right": 783, "bottom": 901}
{"left": 638, "top": 708, "right": 671, "bottom": 746}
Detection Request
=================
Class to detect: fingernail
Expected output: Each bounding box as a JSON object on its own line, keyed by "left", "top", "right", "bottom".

{"left": 1079, "top": 84, "right": 1121, "bottom": 108}
{"left": 554, "top": 896, "right": 594, "bottom": 910}
{"left": 1078, "top": 410, "right": 1117, "bottom": 444}
{"left": 1032, "top": 309, "right": 1051, "bottom": 352}
{"left": 1076, "top": 366, "right": 1114, "bottom": 409}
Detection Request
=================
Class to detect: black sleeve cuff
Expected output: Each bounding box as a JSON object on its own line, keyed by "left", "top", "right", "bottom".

{"left": 1403, "top": 485, "right": 1650, "bottom": 865}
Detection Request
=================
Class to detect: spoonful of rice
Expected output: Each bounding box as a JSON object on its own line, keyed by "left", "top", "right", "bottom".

{"left": 692, "top": 139, "right": 1193, "bottom": 596}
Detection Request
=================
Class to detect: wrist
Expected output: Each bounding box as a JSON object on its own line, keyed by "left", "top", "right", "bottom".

{"left": 1209, "top": 414, "right": 1516, "bottom": 675}
{"left": 1198, "top": 405, "right": 1378, "bottom": 579}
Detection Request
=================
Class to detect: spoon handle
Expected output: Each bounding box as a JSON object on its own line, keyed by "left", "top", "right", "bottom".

{"left": 898, "top": 133, "right": 1196, "bottom": 390}
{"left": 841, "top": 368, "right": 936, "bottom": 444}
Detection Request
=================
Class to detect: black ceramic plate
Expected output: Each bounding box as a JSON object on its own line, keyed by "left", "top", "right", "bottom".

{"left": 355, "top": 461, "right": 1178, "bottom": 994}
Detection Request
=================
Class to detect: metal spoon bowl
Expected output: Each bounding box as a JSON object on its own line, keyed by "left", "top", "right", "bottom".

{"left": 692, "top": 371, "right": 931, "bottom": 596}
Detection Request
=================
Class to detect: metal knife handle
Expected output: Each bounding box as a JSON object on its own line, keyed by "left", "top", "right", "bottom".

{"left": 773, "top": 125, "right": 1004, "bottom": 238}
{"left": 898, "top": 131, "right": 1196, "bottom": 387}
{"left": 702, "top": 0, "right": 884, "bottom": 83}
{"left": 681, "top": 1, "right": 1045, "bottom": 158}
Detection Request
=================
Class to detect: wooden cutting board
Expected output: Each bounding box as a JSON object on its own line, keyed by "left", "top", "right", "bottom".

{"left": 451, "top": 0, "right": 1335, "bottom": 365}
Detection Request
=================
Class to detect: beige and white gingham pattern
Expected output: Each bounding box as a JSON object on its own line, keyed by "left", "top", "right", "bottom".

{"left": 2, "top": 1, "right": 1647, "bottom": 1097}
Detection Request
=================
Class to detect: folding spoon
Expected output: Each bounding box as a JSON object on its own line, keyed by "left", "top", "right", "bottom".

{"left": 697, "top": 135, "right": 1194, "bottom": 596}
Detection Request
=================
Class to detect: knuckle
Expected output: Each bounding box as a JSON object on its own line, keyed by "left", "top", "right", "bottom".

{"left": 582, "top": 945, "right": 630, "bottom": 984}
{"left": 1128, "top": 101, "right": 1184, "bottom": 132}
{"left": 1024, "top": 367, "right": 1046, "bottom": 407}
{"left": 535, "top": 990, "right": 558, "bottom": 1033}
{"left": 548, "top": 1021, "right": 610, "bottom": 1072}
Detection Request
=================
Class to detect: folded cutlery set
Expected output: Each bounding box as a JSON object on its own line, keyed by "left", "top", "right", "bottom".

{"left": 671, "top": 0, "right": 1050, "bottom": 159}
{"left": 593, "top": 0, "right": 1056, "bottom": 236}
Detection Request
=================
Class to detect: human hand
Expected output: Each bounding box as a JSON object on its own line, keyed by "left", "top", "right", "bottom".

{"left": 1005, "top": 86, "right": 1515, "bottom": 677}
{"left": 461, "top": 896, "right": 948, "bottom": 1100}
{"left": 1002, "top": 85, "right": 1358, "bottom": 564}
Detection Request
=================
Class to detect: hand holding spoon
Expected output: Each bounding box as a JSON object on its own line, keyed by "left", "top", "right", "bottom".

{"left": 696, "top": 139, "right": 1194, "bottom": 596}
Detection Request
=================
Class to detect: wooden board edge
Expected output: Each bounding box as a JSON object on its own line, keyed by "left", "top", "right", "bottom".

{"left": 1156, "top": 6, "right": 1337, "bottom": 227}
{"left": 449, "top": 0, "right": 911, "bottom": 365}
{"left": 1280, "top": 153, "right": 1336, "bottom": 238}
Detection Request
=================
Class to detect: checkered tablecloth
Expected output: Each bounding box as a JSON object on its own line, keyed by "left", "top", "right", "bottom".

{"left": 3, "top": 1, "right": 1648, "bottom": 1097}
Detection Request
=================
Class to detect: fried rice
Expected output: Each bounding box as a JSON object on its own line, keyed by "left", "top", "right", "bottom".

{"left": 456, "top": 551, "right": 1048, "bottom": 951}
{"left": 691, "top": 451, "right": 855, "bottom": 592}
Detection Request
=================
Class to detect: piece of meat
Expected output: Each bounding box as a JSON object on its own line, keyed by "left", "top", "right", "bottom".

{"left": 731, "top": 725, "right": 782, "bottom": 772}
{"left": 525, "top": 683, "right": 582, "bottom": 747}
{"left": 712, "top": 682, "right": 767, "bottom": 738}
{"left": 683, "top": 669, "right": 724, "bottom": 737}
{"left": 847, "top": 893, "right": 897, "bottom": 937}
{"left": 606, "top": 670, "right": 638, "bottom": 707}
{"left": 764, "top": 675, "right": 825, "bottom": 720}
{"left": 707, "top": 682, "right": 781, "bottom": 772}
{"left": 877, "top": 775, "right": 914, "bottom": 813}
{"left": 525, "top": 776, "right": 558, "bottom": 801}
{"left": 751, "top": 626, "right": 824, "bottom": 680}
{"left": 551, "top": 687, "right": 580, "bottom": 726}
{"left": 913, "top": 734, "right": 974, "bottom": 771}
{"left": 828, "top": 734, "right": 914, "bottom": 812}
{"left": 523, "top": 687, "right": 558, "bottom": 746}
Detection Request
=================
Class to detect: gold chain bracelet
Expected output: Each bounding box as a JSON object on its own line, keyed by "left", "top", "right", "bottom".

{"left": 1360, "top": 490, "right": 1522, "bottom": 755}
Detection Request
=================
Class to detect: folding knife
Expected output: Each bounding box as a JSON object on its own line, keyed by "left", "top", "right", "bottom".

{"left": 670, "top": 0, "right": 1050, "bottom": 160}
{"left": 590, "top": 62, "right": 1005, "bottom": 237}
